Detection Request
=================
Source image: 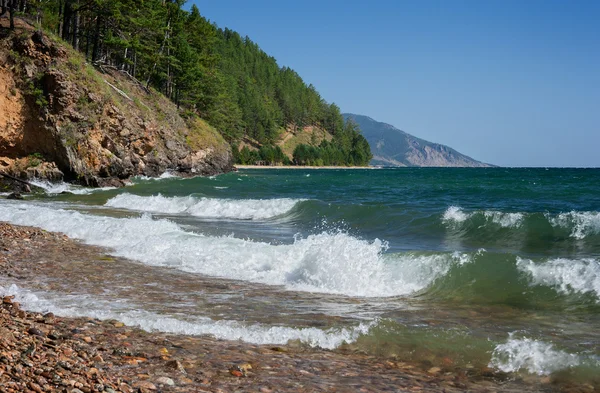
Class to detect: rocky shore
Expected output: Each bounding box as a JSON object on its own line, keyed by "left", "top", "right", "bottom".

{"left": 0, "top": 223, "right": 581, "bottom": 393}
{"left": 1, "top": 21, "right": 234, "bottom": 189}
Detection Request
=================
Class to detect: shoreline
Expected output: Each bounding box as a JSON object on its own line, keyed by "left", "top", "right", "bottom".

{"left": 235, "top": 165, "right": 378, "bottom": 170}
{"left": 0, "top": 222, "right": 570, "bottom": 392}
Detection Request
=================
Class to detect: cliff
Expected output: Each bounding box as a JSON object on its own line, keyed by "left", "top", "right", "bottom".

{"left": 344, "top": 114, "right": 492, "bottom": 167}
{"left": 0, "top": 21, "right": 233, "bottom": 188}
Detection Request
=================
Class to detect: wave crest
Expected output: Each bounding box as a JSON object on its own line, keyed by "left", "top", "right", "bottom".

{"left": 0, "top": 203, "right": 464, "bottom": 297}
{"left": 547, "top": 211, "right": 600, "bottom": 239}
{"left": 490, "top": 334, "right": 580, "bottom": 375}
{"left": 105, "top": 193, "right": 303, "bottom": 220}
{"left": 0, "top": 284, "right": 372, "bottom": 349}
{"left": 517, "top": 257, "right": 600, "bottom": 301}
{"left": 29, "top": 180, "right": 117, "bottom": 195}
{"left": 442, "top": 206, "right": 524, "bottom": 228}
{"left": 443, "top": 206, "right": 600, "bottom": 239}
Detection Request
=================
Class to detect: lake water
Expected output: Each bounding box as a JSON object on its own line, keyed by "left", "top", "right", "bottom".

{"left": 1, "top": 167, "right": 599, "bottom": 385}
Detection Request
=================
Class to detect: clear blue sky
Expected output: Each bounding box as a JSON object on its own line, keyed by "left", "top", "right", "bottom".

{"left": 189, "top": 0, "right": 600, "bottom": 167}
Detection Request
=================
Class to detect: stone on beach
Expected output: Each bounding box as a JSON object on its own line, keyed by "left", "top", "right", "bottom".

{"left": 0, "top": 222, "right": 582, "bottom": 393}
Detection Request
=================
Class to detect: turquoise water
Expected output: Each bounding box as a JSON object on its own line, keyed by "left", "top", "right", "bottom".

{"left": 1, "top": 168, "right": 599, "bottom": 384}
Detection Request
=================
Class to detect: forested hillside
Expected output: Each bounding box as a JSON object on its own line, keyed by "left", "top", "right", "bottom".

{"left": 5, "top": 0, "right": 371, "bottom": 166}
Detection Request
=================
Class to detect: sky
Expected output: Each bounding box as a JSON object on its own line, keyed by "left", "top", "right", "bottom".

{"left": 189, "top": 0, "right": 600, "bottom": 167}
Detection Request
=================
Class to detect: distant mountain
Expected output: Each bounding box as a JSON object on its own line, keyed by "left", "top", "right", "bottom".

{"left": 344, "top": 114, "right": 492, "bottom": 167}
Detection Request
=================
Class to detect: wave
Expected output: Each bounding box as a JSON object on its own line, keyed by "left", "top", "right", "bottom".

{"left": 490, "top": 334, "right": 581, "bottom": 375}
{"left": 547, "top": 211, "right": 600, "bottom": 239}
{"left": 442, "top": 206, "right": 600, "bottom": 239}
{"left": 29, "top": 179, "right": 117, "bottom": 195}
{"left": 0, "top": 202, "right": 461, "bottom": 297}
{"left": 105, "top": 193, "right": 303, "bottom": 220}
{"left": 443, "top": 206, "right": 525, "bottom": 229}
{"left": 418, "top": 252, "right": 600, "bottom": 307}
{"left": 517, "top": 257, "right": 600, "bottom": 300}
{"left": 2, "top": 202, "right": 598, "bottom": 302}
{"left": 0, "top": 284, "right": 372, "bottom": 349}
{"left": 131, "top": 172, "right": 179, "bottom": 182}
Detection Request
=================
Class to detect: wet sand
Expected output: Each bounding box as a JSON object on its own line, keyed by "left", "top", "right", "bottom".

{"left": 0, "top": 222, "right": 573, "bottom": 392}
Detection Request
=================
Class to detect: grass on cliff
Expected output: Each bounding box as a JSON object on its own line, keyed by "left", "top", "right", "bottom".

{"left": 279, "top": 126, "right": 332, "bottom": 158}
{"left": 185, "top": 117, "right": 228, "bottom": 153}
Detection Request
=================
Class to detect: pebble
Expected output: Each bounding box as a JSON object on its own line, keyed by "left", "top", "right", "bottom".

{"left": 155, "top": 376, "right": 174, "bottom": 386}
{"left": 1, "top": 221, "right": 593, "bottom": 393}
{"left": 27, "top": 327, "right": 45, "bottom": 337}
{"left": 133, "top": 380, "right": 157, "bottom": 391}
{"left": 165, "top": 359, "right": 186, "bottom": 374}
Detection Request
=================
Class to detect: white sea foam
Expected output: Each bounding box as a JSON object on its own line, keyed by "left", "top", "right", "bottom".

{"left": 483, "top": 211, "right": 524, "bottom": 228}
{"left": 442, "top": 206, "right": 471, "bottom": 224}
{"left": 516, "top": 257, "right": 600, "bottom": 301}
{"left": 0, "top": 202, "right": 464, "bottom": 297}
{"left": 443, "top": 206, "right": 524, "bottom": 228}
{"left": 29, "top": 180, "right": 117, "bottom": 195}
{"left": 490, "top": 334, "right": 580, "bottom": 375}
{"left": 133, "top": 172, "right": 179, "bottom": 181}
{"left": 105, "top": 193, "right": 303, "bottom": 220}
{"left": 547, "top": 211, "right": 600, "bottom": 239}
{"left": 0, "top": 284, "right": 372, "bottom": 348}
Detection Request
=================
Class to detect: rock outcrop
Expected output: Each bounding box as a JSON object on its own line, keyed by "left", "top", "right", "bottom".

{"left": 0, "top": 26, "right": 233, "bottom": 187}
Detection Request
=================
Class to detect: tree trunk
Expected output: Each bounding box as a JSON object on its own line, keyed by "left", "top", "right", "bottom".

{"left": 72, "top": 6, "right": 79, "bottom": 50}
{"left": 9, "top": 0, "right": 15, "bottom": 30}
{"left": 85, "top": 16, "right": 91, "bottom": 59}
{"left": 166, "top": 28, "right": 171, "bottom": 98}
{"left": 146, "top": 19, "right": 170, "bottom": 89}
{"left": 57, "top": 0, "right": 63, "bottom": 36}
{"left": 133, "top": 50, "right": 137, "bottom": 78}
{"left": 18, "top": 0, "right": 25, "bottom": 13}
{"left": 121, "top": 47, "right": 128, "bottom": 70}
{"left": 91, "top": 14, "right": 101, "bottom": 62}
{"left": 62, "top": 0, "right": 72, "bottom": 42}
{"left": 1, "top": 0, "right": 7, "bottom": 17}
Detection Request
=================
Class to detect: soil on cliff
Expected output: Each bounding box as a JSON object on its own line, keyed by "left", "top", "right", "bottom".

{"left": 0, "top": 18, "right": 233, "bottom": 188}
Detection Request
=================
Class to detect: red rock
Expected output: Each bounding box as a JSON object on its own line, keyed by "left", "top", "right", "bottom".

{"left": 27, "top": 381, "right": 43, "bottom": 393}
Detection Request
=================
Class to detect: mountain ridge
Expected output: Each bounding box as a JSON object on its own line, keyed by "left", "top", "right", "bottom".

{"left": 344, "top": 113, "right": 492, "bottom": 167}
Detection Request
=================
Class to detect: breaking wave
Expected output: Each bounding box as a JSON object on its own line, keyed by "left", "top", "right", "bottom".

{"left": 0, "top": 202, "right": 465, "bottom": 297}
{"left": 490, "top": 334, "right": 581, "bottom": 375}
{"left": 0, "top": 284, "right": 372, "bottom": 349}
{"left": 105, "top": 193, "right": 303, "bottom": 220}
{"left": 442, "top": 206, "right": 600, "bottom": 239}
{"left": 29, "top": 180, "right": 117, "bottom": 195}
{"left": 517, "top": 257, "right": 600, "bottom": 301}
{"left": 2, "top": 202, "right": 599, "bottom": 302}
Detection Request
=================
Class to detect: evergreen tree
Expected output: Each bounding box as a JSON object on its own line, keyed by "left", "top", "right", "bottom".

{"left": 15, "top": 0, "right": 371, "bottom": 166}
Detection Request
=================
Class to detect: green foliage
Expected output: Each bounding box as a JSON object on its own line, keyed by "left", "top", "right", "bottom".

{"left": 26, "top": 80, "right": 48, "bottom": 108}
{"left": 27, "top": 153, "right": 45, "bottom": 168}
{"left": 291, "top": 120, "right": 372, "bottom": 166}
{"left": 24, "top": 0, "right": 371, "bottom": 166}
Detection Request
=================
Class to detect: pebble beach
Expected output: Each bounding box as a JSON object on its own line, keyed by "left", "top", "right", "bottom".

{"left": 0, "top": 222, "right": 583, "bottom": 393}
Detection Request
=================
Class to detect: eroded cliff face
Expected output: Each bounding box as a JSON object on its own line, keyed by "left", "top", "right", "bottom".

{"left": 0, "top": 28, "right": 233, "bottom": 187}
